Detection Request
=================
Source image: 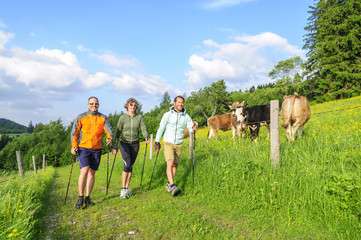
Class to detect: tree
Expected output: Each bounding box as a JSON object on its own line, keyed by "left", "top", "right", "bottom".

{"left": 28, "top": 121, "right": 34, "bottom": 133}
{"left": 159, "top": 91, "right": 172, "bottom": 109}
{"left": 268, "top": 56, "right": 304, "bottom": 95}
{"left": 185, "top": 80, "right": 232, "bottom": 126}
{"left": 303, "top": 0, "right": 361, "bottom": 101}
{"left": 0, "top": 134, "right": 13, "bottom": 152}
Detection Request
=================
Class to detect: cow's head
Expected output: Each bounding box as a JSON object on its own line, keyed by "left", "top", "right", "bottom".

{"left": 229, "top": 101, "right": 247, "bottom": 130}
{"left": 229, "top": 101, "right": 244, "bottom": 116}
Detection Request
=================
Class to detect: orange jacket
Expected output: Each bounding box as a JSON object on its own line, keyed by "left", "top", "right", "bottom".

{"left": 71, "top": 111, "right": 113, "bottom": 150}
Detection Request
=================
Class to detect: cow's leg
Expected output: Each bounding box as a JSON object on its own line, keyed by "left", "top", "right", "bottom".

{"left": 232, "top": 126, "right": 236, "bottom": 139}
{"left": 286, "top": 125, "right": 291, "bottom": 141}
{"left": 241, "top": 125, "right": 247, "bottom": 138}
{"left": 208, "top": 127, "right": 214, "bottom": 140}
{"left": 254, "top": 123, "right": 261, "bottom": 142}
{"left": 236, "top": 125, "right": 240, "bottom": 138}
{"left": 297, "top": 124, "right": 304, "bottom": 139}
{"left": 290, "top": 121, "right": 302, "bottom": 142}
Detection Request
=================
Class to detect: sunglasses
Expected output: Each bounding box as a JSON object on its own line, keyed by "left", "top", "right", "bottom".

{"left": 89, "top": 102, "right": 99, "bottom": 106}
{"left": 130, "top": 103, "right": 137, "bottom": 107}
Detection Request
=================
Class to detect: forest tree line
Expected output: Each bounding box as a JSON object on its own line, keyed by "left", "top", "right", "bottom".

{"left": 1, "top": 0, "right": 360, "bottom": 171}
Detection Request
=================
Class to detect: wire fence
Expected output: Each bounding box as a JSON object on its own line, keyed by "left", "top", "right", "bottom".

{"left": 281, "top": 104, "right": 361, "bottom": 120}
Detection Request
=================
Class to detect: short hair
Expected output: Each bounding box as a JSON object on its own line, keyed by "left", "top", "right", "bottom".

{"left": 173, "top": 95, "right": 185, "bottom": 103}
{"left": 124, "top": 98, "right": 139, "bottom": 110}
{"left": 88, "top": 96, "right": 99, "bottom": 103}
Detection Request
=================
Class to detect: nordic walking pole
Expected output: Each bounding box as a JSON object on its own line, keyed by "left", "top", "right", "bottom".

{"left": 192, "top": 131, "right": 196, "bottom": 188}
{"left": 106, "top": 150, "right": 117, "bottom": 196}
{"left": 148, "top": 150, "right": 160, "bottom": 190}
{"left": 107, "top": 147, "right": 110, "bottom": 190}
{"left": 140, "top": 143, "right": 148, "bottom": 186}
{"left": 64, "top": 154, "right": 75, "bottom": 205}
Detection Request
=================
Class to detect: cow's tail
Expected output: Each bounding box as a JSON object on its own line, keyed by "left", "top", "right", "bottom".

{"left": 282, "top": 94, "right": 297, "bottom": 128}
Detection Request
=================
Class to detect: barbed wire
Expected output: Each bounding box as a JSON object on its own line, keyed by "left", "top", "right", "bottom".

{"left": 281, "top": 105, "right": 361, "bottom": 120}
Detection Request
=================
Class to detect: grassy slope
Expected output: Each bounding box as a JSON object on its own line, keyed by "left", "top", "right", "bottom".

{"left": 44, "top": 96, "right": 361, "bottom": 239}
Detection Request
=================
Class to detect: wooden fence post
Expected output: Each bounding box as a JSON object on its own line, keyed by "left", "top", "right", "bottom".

{"left": 32, "top": 156, "right": 37, "bottom": 174}
{"left": 149, "top": 134, "right": 153, "bottom": 159}
{"left": 270, "top": 100, "right": 280, "bottom": 167}
{"left": 189, "top": 133, "right": 194, "bottom": 159}
{"left": 43, "top": 154, "right": 46, "bottom": 171}
{"left": 16, "top": 151, "right": 24, "bottom": 177}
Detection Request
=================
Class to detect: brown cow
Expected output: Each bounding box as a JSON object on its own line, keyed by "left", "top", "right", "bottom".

{"left": 280, "top": 92, "right": 311, "bottom": 142}
{"left": 184, "top": 121, "right": 199, "bottom": 139}
{"left": 207, "top": 102, "right": 245, "bottom": 140}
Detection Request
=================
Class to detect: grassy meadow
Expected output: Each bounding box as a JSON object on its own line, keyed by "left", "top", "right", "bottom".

{"left": 1, "top": 96, "right": 361, "bottom": 239}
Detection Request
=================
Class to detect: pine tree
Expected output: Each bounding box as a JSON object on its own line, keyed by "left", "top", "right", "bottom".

{"left": 303, "top": 0, "right": 361, "bottom": 101}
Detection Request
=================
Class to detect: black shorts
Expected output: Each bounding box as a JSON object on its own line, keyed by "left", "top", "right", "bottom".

{"left": 78, "top": 147, "right": 102, "bottom": 170}
{"left": 119, "top": 141, "right": 140, "bottom": 172}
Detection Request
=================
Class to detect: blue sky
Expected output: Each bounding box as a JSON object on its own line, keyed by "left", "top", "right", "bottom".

{"left": 0, "top": 0, "right": 315, "bottom": 126}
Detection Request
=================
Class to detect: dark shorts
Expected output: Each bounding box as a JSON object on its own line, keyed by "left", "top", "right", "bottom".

{"left": 78, "top": 147, "right": 102, "bottom": 170}
{"left": 119, "top": 141, "right": 139, "bottom": 172}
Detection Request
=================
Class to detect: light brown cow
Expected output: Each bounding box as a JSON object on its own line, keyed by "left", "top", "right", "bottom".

{"left": 184, "top": 121, "right": 199, "bottom": 139}
{"left": 280, "top": 93, "right": 311, "bottom": 142}
{"left": 207, "top": 101, "right": 245, "bottom": 139}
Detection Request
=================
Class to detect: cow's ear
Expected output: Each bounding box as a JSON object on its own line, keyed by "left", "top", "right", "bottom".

{"left": 241, "top": 101, "right": 245, "bottom": 105}
{"left": 229, "top": 105, "right": 232, "bottom": 109}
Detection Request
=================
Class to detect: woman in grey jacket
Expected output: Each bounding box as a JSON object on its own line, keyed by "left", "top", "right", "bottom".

{"left": 112, "top": 98, "right": 149, "bottom": 199}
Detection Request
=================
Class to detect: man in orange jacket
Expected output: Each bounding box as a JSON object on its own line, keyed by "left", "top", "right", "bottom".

{"left": 70, "top": 96, "right": 113, "bottom": 209}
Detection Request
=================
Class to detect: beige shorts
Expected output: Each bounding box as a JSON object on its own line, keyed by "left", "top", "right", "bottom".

{"left": 163, "top": 142, "right": 183, "bottom": 163}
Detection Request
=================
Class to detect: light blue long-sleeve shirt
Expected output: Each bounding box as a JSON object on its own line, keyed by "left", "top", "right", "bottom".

{"left": 155, "top": 107, "right": 194, "bottom": 145}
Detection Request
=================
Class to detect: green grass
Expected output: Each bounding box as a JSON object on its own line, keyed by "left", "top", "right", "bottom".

{"left": 3, "top": 96, "right": 361, "bottom": 239}
{"left": 0, "top": 167, "right": 55, "bottom": 239}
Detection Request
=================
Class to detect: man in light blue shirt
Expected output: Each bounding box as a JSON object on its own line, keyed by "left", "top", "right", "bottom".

{"left": 154, "top": 96, "right": 198, "bottom": 196}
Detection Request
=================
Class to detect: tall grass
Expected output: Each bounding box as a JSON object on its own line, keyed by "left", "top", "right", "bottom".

{"left": 0, "top": 167, "right": 55, "bottom": 239}
{"left": 179, "top": 96, "right": 361, "bottom": 238}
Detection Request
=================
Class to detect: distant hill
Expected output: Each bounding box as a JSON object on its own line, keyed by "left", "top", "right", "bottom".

{"left": 0, "top": 118, "right": 28, "bottom": 134}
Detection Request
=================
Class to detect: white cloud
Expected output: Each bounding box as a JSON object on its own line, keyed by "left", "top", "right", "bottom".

{"left": 0, "top": 30, "right": 14, "bottom": 50}
{"left": 92, "top": 53, "right": 139, "bottom": 68}
{"left": 0, "top": 47, "right": 90, "bottom": 89}
{"left": 77, "top": 45, "right": 92, "bottom": 52}
{"left": 202, "top": 0, "right": 255, "bottom": 9}
{"left": 112, "top": 72, "right": 175, "bottom": 96}
{"left": 83, "top": 72, "right": 113, "bottom": 89}
{"left": 185, "top": 32, "right": 305, "bottom": 91}
{"left": 89, "top": 52, "right": 179, "bottom": 96}
{"left": 236, "top": 32, "right": 304, "bottom": 56}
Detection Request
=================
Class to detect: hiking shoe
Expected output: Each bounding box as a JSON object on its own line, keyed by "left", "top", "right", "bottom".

{"left": 170, "top": 185, "right": 181, "bottom": 197}
{"left": 75, "top": 196, "right": 84, "bottom": 209}
{"left": 165, "top": 183, "right": 171, "bottom": 193}
{"left": 126, "top": 189, "right": 133, "bottom": 197}
{"left": 120, "top": 189, "right": 127, "bottom": 199}
{"left": 84, "top": 197, "right": 93, "bottom": 208}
